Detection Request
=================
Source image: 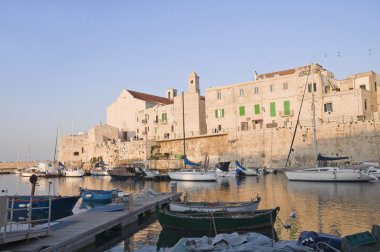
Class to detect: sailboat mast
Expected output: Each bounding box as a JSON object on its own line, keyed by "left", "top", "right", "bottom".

{"left": 182, "top": 92, "right": 186, "bottom": 168}
{"left": 311, "top": 65, "right": 318, "bottom": 167}
{"left": 312, "top": 93, "right": 318, "bottom": 166}
{"left": 53, "top": 124, "right": 59, "bottom": 163}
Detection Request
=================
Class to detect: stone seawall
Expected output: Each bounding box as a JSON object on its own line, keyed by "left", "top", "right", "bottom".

{"left": 57, "top": 119, "right": 380, "bottom": 169}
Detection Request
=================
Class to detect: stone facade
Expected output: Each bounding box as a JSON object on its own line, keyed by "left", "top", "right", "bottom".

{"left": 58, "top": 65, "right": 380, "bottom": 169}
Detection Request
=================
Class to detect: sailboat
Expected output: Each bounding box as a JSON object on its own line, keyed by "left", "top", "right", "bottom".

{"left": 284, "top": 65, "right": 377, "bottom": 182}
{"left": 61, "top": 119, "right": 85, "bottom": 177}
{"left": 167, "top": 92, "right": 217, "bottom": 182}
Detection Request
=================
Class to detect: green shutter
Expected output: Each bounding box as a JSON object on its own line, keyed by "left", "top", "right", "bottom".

{"left": 254, "top": 104, "right": 260, "bottom": 115}
{"left": 162, "top": 113, "right": 167, "bottom": 122}
{"left": 215, "top": 110, "right": 218, "bottom": 118}
{"left": 270, "top": 102, "right": 276, "bottom": 117}
{"left": 239, "top": 106, "right": 245, "bottom": 116}
{"left": 284, "top": 100, "right": 290, "bottom": 115}
{"left": 222, "top": 109, "right": 224, "bottom": 117}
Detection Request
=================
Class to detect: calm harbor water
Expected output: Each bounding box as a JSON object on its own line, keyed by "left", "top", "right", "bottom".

{"left": 1, "top": 173, "right": 380, "bottom": 251}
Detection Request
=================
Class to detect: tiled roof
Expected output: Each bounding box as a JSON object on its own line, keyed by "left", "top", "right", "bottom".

{"left": 127, "top": 90, "right": 172, "bottom": 105}
{"left": 257, "top": 68, "right": 296, "bottom": 79}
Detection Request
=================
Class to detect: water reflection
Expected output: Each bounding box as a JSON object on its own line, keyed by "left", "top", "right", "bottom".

{"left": 2, "top": 172, "right": 380, "bottom": 251}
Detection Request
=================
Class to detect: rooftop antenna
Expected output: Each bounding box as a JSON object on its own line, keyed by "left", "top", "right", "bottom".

{"left": 368, "top": 48, "right": 373, "bottom": 70}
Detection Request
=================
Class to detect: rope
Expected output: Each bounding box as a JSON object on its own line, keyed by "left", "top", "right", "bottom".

{"left": 316, "top": 241, "right": 341, "bottom": 252}
{"left": 276, "top": 215, "right": 291, "bottom": 230}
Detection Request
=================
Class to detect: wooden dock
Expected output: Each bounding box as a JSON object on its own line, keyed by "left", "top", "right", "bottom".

{"left": 1, "top": 192, "right": 181, "bottom": 252}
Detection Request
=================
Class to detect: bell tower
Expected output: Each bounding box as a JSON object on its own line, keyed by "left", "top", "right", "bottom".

{"left": 188, "top": 71, "right": 200, "bottom": 94}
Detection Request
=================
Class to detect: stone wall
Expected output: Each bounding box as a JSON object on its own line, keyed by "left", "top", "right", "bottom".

{"left": 56, "top": 117, "right": 380, "bottom": 170}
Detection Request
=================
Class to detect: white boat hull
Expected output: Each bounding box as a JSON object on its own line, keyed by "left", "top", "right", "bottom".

{"left": 64, "top": 169, "right": 85, "bottom": 177}
{"left": 168, "top": 171, "right": 217, "bottom": 181}
{"left": 90, "top": 170, "right": 110, "bottom": 176}
{"left": 285, "top": 168, "right": 377, "bottom": 182}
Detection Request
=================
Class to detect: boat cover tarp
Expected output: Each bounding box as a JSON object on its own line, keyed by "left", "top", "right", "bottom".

{"left": 215, "top": 162, "right": 230, "bottom": 172}
{"left": 317, "top": 153, "right": 349, "bottom": 161}
{"left": 235, "top": 161, "right": 246, "bottom": 170}
{"left": 184, "top": 158, "right": 201, "bottom": 167}
{"left": 171, "top": 232, "right": 315, "bottom": 252}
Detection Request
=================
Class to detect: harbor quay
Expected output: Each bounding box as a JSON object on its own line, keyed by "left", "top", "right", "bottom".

{"left": 1, "top": 190, "right": 181, "bottom": 252}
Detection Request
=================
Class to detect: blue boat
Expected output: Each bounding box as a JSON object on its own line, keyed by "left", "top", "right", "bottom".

{"left": 79, "top": 188, "right": 119, "bottom": 202}
{"left": 10, "top": 195, "right": 80, "bottom": 222}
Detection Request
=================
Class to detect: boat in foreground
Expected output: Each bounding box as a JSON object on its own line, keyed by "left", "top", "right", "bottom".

{"left": 285, "top": 167, "right": 377, "bottom": 182}
{"left": 79, "top": 187, "right": 119, "bottom": 202}
{"left": 11, "top": 195, "right": 80, "bottom": 221}
{"left": 169, "top": 196, "right": 261, "bottom": 213}
{"left": 157, "top": 206, "right": 279, "bottom": 232}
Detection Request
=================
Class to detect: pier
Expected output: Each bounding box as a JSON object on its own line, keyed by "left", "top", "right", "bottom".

{"left": 1, "top": 191, "right": 181, "bottom": 252}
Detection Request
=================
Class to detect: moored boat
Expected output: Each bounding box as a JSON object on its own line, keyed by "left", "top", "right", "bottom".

{"left": 107, "top": 163, "right": 145, "bottom": 179}
{"left": 79, "top": 187, "right": 119, "bottom": 202}
{"left": 214, "top": 162, "right": 235, "bottom": 177}
{"left": 285, "top": 167, "right": 377, "bottom": 182}
{"left": 168, "top": 157, "right": 217, "bottom": 181}
{"left": 235, "top": 161, "right": 259, "bottom": 176}
{"left": 365, "top": 166, "right": 380, "bottom": 178}
{"left": 156, "top": 206, "right": 280, "bottom": 232}
{"left": 10, "top": 195, "right": 80, "bottom": 221}
{"left": 169, "top": 196, "right": 261, "bottom": 213}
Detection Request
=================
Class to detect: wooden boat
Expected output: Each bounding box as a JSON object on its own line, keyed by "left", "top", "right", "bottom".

{"left": 156, "top": 206, "right": 280, "bottom": 232}
{"left": 79, "top": 188, "right": 119, "bottom": 202}
{"left": 169, "top": 196, "right": 261, "bottom": 213}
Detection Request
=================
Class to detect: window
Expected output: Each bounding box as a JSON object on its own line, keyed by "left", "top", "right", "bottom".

{"left": 155, "top": 127, "right": 158, "bottom": 133}
{"left": 254, "top": 104, "right": 261, "bottom": 115}
{"left": 270, "top": 102, "right": 276, "bottom": 117}
{"left": 324, "top": 103, "right": 333, "bottom": 113}
{"left": 239, "top": 106, "right": 245, "bottom": 116}
{"left": 254, "top": 86, "right": 259, "bottom": 94}
{"left": 217, "top": 91, "right": 222, "bottom": 100}
{"left": 215, "top": 109, "right": 224, "bottom": 118}
{"left": 161, "top": 113, "right": 167, "bottom": 123}
{"left": 283, "top": 82, "right": 288, "bottom": 90}
{"left": 360, "top": 84, "right": 366, "bottom": 90}
{"left": 364, "top": 100, "right": 368, "bottom": 110}
{"left": 270, "top": 84, "right": 274, "bottom": 92}
{"left": 74, "top": 152, "right": 79, "bottom": 156}
{"left": 241, "top": 122, "right": 248, "bottom": 131}
{"left": 239, "top": 88, "right": 244, "bottom": 97}
{"left": 284, "top": 100, "right": 290, "bottom": 115}
{"left": 308, "top": 83, "right": 317, "bottom": 92}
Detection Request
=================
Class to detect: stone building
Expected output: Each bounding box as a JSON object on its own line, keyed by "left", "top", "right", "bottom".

{"left": 59, "top": 64, "right": 380, "bottom": 168}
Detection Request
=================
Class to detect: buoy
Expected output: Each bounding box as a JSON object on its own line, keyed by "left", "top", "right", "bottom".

{"left": 283, "top": 223, "right": 291, "bottom": 230}
{"left": 85, "top": 194, "right": 93, "bottom": 198}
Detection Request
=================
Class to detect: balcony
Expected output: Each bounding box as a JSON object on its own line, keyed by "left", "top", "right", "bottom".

{"left": 251, "top": 114, "right": 263, "bottom": 120}
{"left": 142, "top": 119, "right": 147, "bottom": 124}
{"left": 279, "top": 110, "right": 294, "bottom": 117}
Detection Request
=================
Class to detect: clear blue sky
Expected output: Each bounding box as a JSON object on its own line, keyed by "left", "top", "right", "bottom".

{"left": 1, "top": 0, "right": 379, "bottom": 162}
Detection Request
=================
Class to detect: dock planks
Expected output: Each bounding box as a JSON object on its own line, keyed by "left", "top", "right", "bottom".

{"left": 1, "top": 192, "right": 180, "bottom": 252}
